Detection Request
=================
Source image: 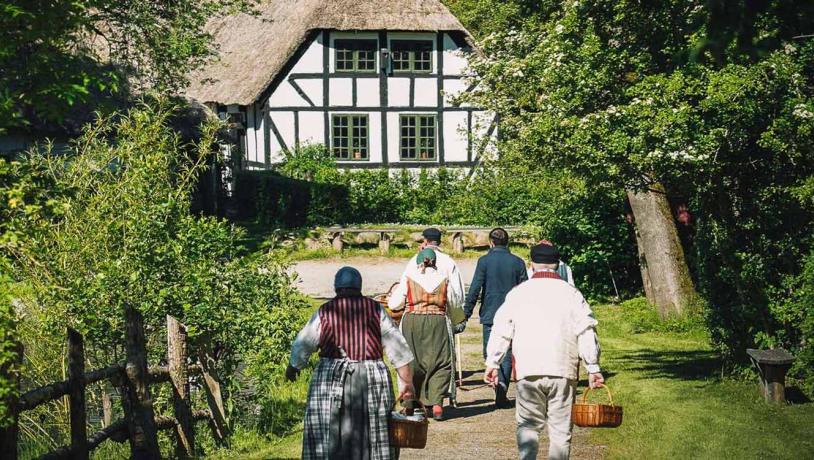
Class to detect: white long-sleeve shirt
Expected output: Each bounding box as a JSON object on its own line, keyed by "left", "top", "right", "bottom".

{"left": 289, "top": 306, "right": 414, "bottom": 370}
{"left": 485, "top": 277, "right": 601, "bottom": 381}
{"left": 391, "top": 247, "right": 464, "bottom": 311}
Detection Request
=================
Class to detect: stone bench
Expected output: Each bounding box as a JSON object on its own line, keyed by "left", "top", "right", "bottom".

{"left": 322, "top": 226, "right": 538, "bottom": 254}
{"left": 746, "top": 348, "right": 795, "bottom": 403}
{"left": 324, "top": 227, "right": 402, "bottom": 254}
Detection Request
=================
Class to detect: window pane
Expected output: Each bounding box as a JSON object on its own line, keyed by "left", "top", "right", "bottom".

{"left": 336, "top": 39, "right": 377, "bottom": 72}
{"left": 331, "top": 115, "right": 350, "bottom": 159}
{"left": 391, "top": 40, "right": 433, "bottom": 72}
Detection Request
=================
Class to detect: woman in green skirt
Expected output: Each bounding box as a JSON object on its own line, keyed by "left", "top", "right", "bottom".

{"left": 389, "top": 248, "right": 461, "bottom": 421}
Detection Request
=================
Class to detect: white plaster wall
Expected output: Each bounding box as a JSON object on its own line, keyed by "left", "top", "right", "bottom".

{"left": 443, "top": 33, "right": 469, "bottom": 75}
{"left": 356, "top": 78, "right": 380, "bottom": 106}
{"left": 298, "top": 111, "right": 325, "bottom": 145}
{"left": 329, "top": 78, "right": 353, "bottom": 106}
{"left": 297, "top": 79, "right": 323, "bottom": 105}
{"left": 245, "top": 105, "right": 259, "bottom": 163}
{"left": 413, "top": 78, "right": 438, "bottom": 107}
{"left": 269, "top": 111, "right": 294, "bottom": 156}
{"left": 444, "top": 111, "right": 469, "bottom": 162}
{"left": 442, "top": 79, "right": 470, "bottom": 107}
{"left": 298, "top": 34, "right": 324, "bottom": 73}
{"left": 389, "top": 78, "right": 411, "bottom": 107}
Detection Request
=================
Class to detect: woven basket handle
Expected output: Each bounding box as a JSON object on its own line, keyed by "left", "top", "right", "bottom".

{"left": 581, "top": 384, "right": 614, "bottom": 406}
{"left": 394, "top": 399, "right": 426, "bottom": 414}
{"left": 386, "top": 282, "right": 399, "bottom": 296}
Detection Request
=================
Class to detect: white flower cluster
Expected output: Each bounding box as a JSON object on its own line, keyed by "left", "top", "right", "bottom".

{"left": 793, "top": 103, "right": 813, "bottom": 119}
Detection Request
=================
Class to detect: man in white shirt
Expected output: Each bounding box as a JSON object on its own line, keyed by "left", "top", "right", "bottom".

{"left": 485, "top": 243, "right": 604, "bottom": 460}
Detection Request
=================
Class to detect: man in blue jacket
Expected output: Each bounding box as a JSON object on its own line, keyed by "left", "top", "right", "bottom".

{"left": 459, "top": 227, "right": 528, "bottom": 407}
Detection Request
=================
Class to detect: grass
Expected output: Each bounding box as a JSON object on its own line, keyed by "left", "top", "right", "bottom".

{"left": 590, "top": 304, "right": 814, "bottom": 459}
{"left": 207, "top": 300, "right": 814, "bottom": 459}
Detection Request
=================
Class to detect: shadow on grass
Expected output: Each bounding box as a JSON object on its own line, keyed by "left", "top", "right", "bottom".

{"left": 786, "top": 387, "right": 812, "bottom": 405}
{"left": 615, "top": 349, "right": 722, "bottom": 381}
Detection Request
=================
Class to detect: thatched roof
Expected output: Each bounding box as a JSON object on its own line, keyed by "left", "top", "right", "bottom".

{"left": 183, "top": 0, "right": 469, "bottom": 106}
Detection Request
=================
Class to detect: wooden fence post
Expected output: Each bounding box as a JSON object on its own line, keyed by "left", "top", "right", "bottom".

{"left": 197, "top": 346, "right": 230, "bottom": 444}
{"left": 67, "top": 328, "right": 88, "bottom": 460}
{"left": 0, "top": 341, "right": 22, "bottom": 460}
{"left": 167, "top": 316, "right": 194, "bottom": 458}
{"left": 123, "top": 305, "right": 160, "bottom": 459}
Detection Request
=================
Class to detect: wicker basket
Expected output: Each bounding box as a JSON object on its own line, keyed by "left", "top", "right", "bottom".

{"left": 572, "top": 385, "right": 623, "bottom": 428}
{"left": 389, "top": 402, "right": 429, "bottom": 449}
{"left": 374, "top": 282, "right": 404, "bottom": 326}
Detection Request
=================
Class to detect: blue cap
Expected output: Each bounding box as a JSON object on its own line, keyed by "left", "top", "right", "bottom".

{"left": 334, "top": 266, "right": 363, "bottom": 290}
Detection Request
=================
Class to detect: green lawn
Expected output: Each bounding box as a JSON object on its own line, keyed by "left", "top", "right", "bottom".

{"left": 207, "top": 302, "right": 814, "bottom": 459}
{"left": 591, "top": 304, "right": 814, "bottom": 459}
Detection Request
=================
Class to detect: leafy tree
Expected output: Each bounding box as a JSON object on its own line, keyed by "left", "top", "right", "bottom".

{"left": 0, "top": 0, "right": 252, "bottom": 133}
{"left": 447, "top": 0, "right": 814, "bottom": 388}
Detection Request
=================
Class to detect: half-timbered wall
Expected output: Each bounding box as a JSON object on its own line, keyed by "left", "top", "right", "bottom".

{"left": 235, "top": 29, "right": 495, "bottom": 169}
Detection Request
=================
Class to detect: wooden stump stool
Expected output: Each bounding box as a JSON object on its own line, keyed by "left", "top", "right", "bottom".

{"left": 378, "top": 232, "right": 391, "bottom": 255}
{"left": 746, "top": 348, "right": 795, "bottom": 404}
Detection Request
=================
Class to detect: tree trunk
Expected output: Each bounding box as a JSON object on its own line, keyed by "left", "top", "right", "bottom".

{"left": 627, "top": 183, "right": 696, "bottom": 317}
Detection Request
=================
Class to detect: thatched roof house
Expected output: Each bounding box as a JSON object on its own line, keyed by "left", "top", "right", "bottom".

{"left": 185, "top": 0, "right": 494, "bottom": 170}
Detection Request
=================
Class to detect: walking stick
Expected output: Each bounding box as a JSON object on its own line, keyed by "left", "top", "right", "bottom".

{"left": 456, "top": 334, "right": 463, "bottom": 386}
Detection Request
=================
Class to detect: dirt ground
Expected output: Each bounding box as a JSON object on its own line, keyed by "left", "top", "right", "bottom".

{"left": 292, "top": 257, "right": 605, "bottom": 459}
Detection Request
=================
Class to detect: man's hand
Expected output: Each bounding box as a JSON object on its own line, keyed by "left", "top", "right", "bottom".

{"left": 285, "top": 364, "right": 300, "bottom": 382}
{"left": 589, "top": 372, "right": 605, "bottom": 389}
{"left": 454, "top": 321, "right": 467, "bottom": 334}
{"left": 484, "top": 367, "right": 498, "bottom": 387}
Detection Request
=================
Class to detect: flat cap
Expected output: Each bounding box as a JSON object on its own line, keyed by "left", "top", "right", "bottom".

{"left": 422, "top": 227, "right": 442, "bottom": 242}
{"left": 531, "top": 243, "right": 560, "bottom": 264}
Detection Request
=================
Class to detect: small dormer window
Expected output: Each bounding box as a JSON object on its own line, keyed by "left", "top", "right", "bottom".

{"left": 335, "top": 39, "right": 377, "bottom": 72}
{"left": 391, "top": 40, "right": 433, "bottom": 73}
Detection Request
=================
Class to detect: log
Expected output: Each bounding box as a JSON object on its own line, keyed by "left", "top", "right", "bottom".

{"left": 19, "top": 364, "right": 122, "bottom": 412}
{"left": 67, "top": 328, "right": 88, "bottom": 460}
{"left": 122, "top": 305, "right": 160, "bottom": 459}
{"left": 167, "top": 316, "right": 194, "bottom": 458}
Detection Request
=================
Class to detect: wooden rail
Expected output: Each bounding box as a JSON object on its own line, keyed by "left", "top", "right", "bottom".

{"left": 0, "top": 312, "right": 227, "bottom": 459}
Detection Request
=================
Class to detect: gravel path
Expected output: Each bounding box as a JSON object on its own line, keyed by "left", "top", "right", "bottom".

{"left": 292, "top": 256, "right": 479, "bottom": 298}
{"left": 292, "top": 257, "right": 606, "bottom": 459}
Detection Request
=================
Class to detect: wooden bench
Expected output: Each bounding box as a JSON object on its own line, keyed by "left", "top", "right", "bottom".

{"left": 746, "top": 348, "right": 795, "bottom": 403}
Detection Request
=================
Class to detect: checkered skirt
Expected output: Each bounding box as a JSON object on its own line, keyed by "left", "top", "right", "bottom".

{"left": 303, "top": 358, "right": 396, "bottom": 460}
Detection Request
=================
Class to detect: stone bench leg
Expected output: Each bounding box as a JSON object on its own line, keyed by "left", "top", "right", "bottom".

{"left": 331, "top": 233, "right": 344, "bottom": 252}
{"left": 379, "top": 233, "right": 391, "bottom": 255}
{"left": 452, "top": 232, "right": 464, "bottom": 254}
{"left": 758, "top": 363, "right": 791, "bottom": 403}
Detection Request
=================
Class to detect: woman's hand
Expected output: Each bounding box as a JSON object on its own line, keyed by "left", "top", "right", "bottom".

{"left": 398, "top": 381, "right": 416, "bottom": 401}
{"left": 285, "top": 364, "right": 300, "bottom": 382}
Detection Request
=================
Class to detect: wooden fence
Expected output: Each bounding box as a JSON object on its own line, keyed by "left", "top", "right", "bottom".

{"left": 0, "top": 307, "right": 229, "bottom": 459}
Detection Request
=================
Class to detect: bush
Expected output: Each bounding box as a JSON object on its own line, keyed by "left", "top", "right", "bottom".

{"left": 4, "top": 102, "right": 310, "bottom": 453}
{"left": 233, "top": 171, "right": 349, "bottom": 227}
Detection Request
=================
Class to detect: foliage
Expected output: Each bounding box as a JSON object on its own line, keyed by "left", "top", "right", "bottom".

{"left": 447, "top": 0, "right": 814, "bottom": 394}
{"left": 0, "top": 0, "right": 253, "bottom": 133}
{"left": 3, "top": 102, "right": 309, "bottom": 451}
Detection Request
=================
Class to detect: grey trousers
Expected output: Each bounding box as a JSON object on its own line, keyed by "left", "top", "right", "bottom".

{"left": 515, "top": 376, "right": 577, "bottom": 460}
